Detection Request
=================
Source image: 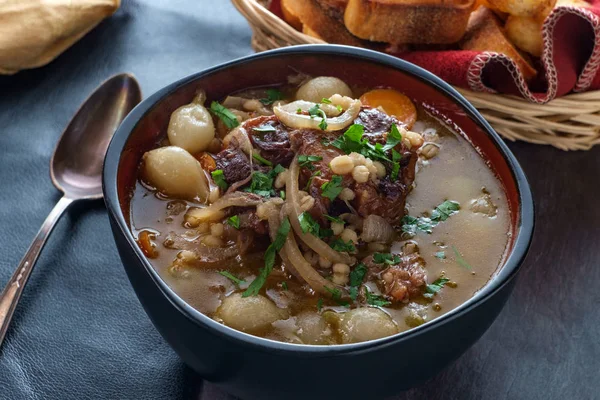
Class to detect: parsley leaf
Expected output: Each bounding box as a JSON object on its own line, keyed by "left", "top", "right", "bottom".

{"left": 329, "top": 238, "right": 356, "bottom": 253}
{"left": 226, "top": 215, "right": 240, "bottom": 229}
{"left": 431, "top": 200, "right": 460, "bottom": 222}
{"left": 243, "top": 217, "right": 291, "bottom": 297}
{"left": 391, "top": 149, "right": 402, "bottom": 181}
{"left": 382, "top": 124, "right": 403, "bottom": 151}
{"left": 324, "top": 214, "right": 344, "bottom": 224}
{"left": 321, "top": 175, "right": 343, "bottom": 201}
{"left": 298, "top": 154, "right": 323, "bottom": 170}
{"left": 252, "top": 152, "right": 273, "bottom": 166}
{"left": 435, "top": 251, "right": 446, "bottom": 260}
{"left": 325, "top": 286, "right": 349, "bottom": 307}
{"left": 423, "top": 277, "right": 450, "bottom": 299}
{"left": 259, "top": 88, "right": 283, "bottom": 105}
{"left": 253, "top": 124, "right": 277, "bottom": 133}
{"left": 373, "top": 253, "right": 401, "bottom": 265}
{"left": 246, "top": 171, "right": 274, "bottom": 197}
{"left": 349, "top": 263, "right": 367, "bottom": 300}
{"left": 211, "top": 170, "right": 228, "bottom": 191}
{"left": 364, "top": 287, "right": 391, "bottom": 307}
{"left": 219, "top": 271, "right": 245, "bottom": 286}
{"left": 299, "top": 212, "right": 320, "bottom": 236}
{"left": 452, "top": 245, "right": 473, "bottom": 270}
{"left": 401, "top": 200, "right": 460, "bottom": 236}
{"left": 298, "top": 212, "right": 332, "bottom": 239}
{"left": 317, "top": 298, "right": 324, "bottom": 312}
{"left": 281, "top": 281, "right": 288, "bottom": 290}
{"left": 308, "top": 103, "right": 328, "bottom": 130}
{"left": 244, "top": 165, "right": 285, "bottom": 197}
{"left": 210, "top": 101, "right": 239, "bottom": 129}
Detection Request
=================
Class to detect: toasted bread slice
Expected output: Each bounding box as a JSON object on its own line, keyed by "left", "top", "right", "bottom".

{"left": 344, "top": 0, "right": 475, "bottom": 44}
{"left": 461, "top": 6, "right": 537, "bottom": 80}
{"left": 486, "top": 0, "right": 556, "bottom": 17}
{"left": 289, "top": 0, "right": 379, "bottom": 47}
{"left": 281, "top": 0, "right": 304, "bottom": 30}
{"left": 314, "top": 0, "right": 349, "bottom": 20}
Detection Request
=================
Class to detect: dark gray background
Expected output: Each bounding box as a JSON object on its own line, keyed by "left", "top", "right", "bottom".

{"left": 0, "top": 1, "right": 598, "bottom": 399}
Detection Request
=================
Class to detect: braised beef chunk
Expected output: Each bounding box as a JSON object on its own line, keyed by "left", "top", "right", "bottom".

{"left": 354, "top": 108, "right": 399, "bottom": 138}
{"left": 289, "top": 129, "right": 353, "bottom": 222}
{"left": 213, "top": 146, "right": 251, "bottom": 184}
{"left": 245, "top": 116, "right": 295, "bottom": 166}
{"left": 363, "top": 253, "right": 427, "bottom": 303}
{"left": 353, "top": 145, "right": 416, "bottom": 224}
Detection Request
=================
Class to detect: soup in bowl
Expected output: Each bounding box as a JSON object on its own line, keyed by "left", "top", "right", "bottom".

{"left": 103, "top": 45, "right": 533, "bottom": 399}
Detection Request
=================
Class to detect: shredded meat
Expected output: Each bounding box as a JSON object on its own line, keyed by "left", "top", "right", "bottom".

{"left": 213, "top": 146, "right": 251, "bottom": 184}
{"left": 363, "top": 253, "right": 427, "bottom": 303}
{"left": 246, "top": 116, "right": 295, "bottom": 166}
{"left": 354, "top": 108, "right": 399, "bottom": 137}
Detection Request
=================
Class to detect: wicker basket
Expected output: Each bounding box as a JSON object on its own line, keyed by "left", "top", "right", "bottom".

{"left": 232, "top": 0, "right": 600, "bottom": 151}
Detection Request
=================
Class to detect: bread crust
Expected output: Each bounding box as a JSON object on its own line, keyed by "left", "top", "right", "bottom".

{"left": 344, "top": 0, "right": 475, "bottom": 44}
{"left": 461, "top": 6, "right": 537, "bottom": 80}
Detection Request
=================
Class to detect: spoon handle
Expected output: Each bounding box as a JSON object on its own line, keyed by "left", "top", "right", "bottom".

{"left": 0, "top": 196, "right": 73, "bottom": 347}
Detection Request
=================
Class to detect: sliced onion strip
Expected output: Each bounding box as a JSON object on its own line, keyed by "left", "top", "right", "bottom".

{"left": 286, "top": 157, "right": 353, "bottom": 265}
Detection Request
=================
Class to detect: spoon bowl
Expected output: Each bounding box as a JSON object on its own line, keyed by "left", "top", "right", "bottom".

{"left": 51, "top": 74, "right": 142, "bottom": 199}
{"left": 0, "top": 73, "right": 141, "bottom": 347}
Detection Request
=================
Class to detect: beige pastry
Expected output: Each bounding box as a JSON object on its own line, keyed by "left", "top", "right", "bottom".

{"left": 0, "top": 0, "right": 120, "bottom": 75}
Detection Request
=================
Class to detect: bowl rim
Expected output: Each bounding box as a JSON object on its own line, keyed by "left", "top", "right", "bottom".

{"left": 103, "top": 44, "right": 534, "bottom": 355}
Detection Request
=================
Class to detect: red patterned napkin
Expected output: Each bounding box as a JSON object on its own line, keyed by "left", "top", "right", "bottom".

{"left": 268, "top": 0, "right": 600, "bottom": 104}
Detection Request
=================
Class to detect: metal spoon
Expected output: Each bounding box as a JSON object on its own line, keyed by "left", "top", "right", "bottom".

{"left": 0, "top": 74, "right": 142, "bottom": 346}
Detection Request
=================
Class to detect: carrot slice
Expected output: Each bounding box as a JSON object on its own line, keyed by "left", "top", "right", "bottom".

{"left": 360, "top": 89, "right": 417, "bottom": 129}
{"left": 137, "top": 230, "right": 159, "bottom": 259}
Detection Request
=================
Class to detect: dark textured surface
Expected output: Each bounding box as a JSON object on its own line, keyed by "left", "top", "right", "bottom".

{"left": 0, "top": 1, "right": 598, "bottom": 399}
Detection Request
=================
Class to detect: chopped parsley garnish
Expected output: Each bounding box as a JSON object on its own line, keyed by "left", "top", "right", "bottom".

{"left": 401, "top": 200, "right": 460, "bottom": 236}
{"left": 281, "top": 281, "right": 288, "bottom": 290}
{"left": 219, "top": 271, "right": 245, "bottom": 286}
{"left": 280, "top": 190, "right": 286, "bottom": 200}
{"left": 296, "top": 108, "right": 302, "bottom": 114}
{"left": 308, "top": 103, "right": 328, "bottom": 130}
{"left": 259, "top": 88, "right": 283, "bottom": 105}
{"left": 348, "top": 263, "right": 367, "bottom": 301}
{"left": 210, "top": 101, "right": 239, "bottom": 129}
{"left": 252, "top": 152, "right": 273, "bottom": 166}
{"left": 431, "top": 200, "right": 461, "bottom": 222}
{"left": 364, "top": 287, "right": 391, "bottom": 307}
{"left": 321, "top": 98, "right": 332, "bottom": 104}
{"left": 452, "top": 245, "right": 473, "bottom": 270}
{"left": 211, "top": 169, "right": 228, "bottom": 191}
{"left": 298, "top": 212, "right": 332, "bottom": 239}
{"left": 244, "top": 164, "right": 285, "bottom": 197}
{"left": 325, "top": 286, "right": 349, "bottom": 307}
{"left": 253, "top": 124, "right": 277, "bottom": 133}
{"left": 329, "top": 238, "right": 356, "bottom": 253}
{"left": 391, "top": 149, "right": 402, "bottom": 181}
{"left": 299, "top": 212, "right": 320, "bottom": 236}
{"left": 298, "top": 154, "right": 323, "bottom": 170}
{"left": 226, "top": 215, "right": 240, "bottom": 229}
{"left": 331, "top": 123, "right": 404, "bottom": 164}
{"left": 423, "top": 277, "right": 450, "bottom": 299}
{"left": 246, "top": 171, "right": 274, "bottom": 197}
{"left": 324, "top": 214, "right": 344, "bottom": 224}
{"left": 321, "top": 175, "right": 343, "bottom": 201}
{"left": 317, "top": 298, "right": 324, "bottom": 312}
{"left": 435, "top": 251, "right": 446, "bottom": 260}
{"left": 373, "top": 252, "right": 401, "bottom": 265}
{"left": 243, "top": 217, "right": 291, "bottom": 297}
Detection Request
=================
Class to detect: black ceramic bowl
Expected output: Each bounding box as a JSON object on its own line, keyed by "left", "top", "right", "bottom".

{"left": 103, "top": 45, "right": 534, "bottom": 400}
